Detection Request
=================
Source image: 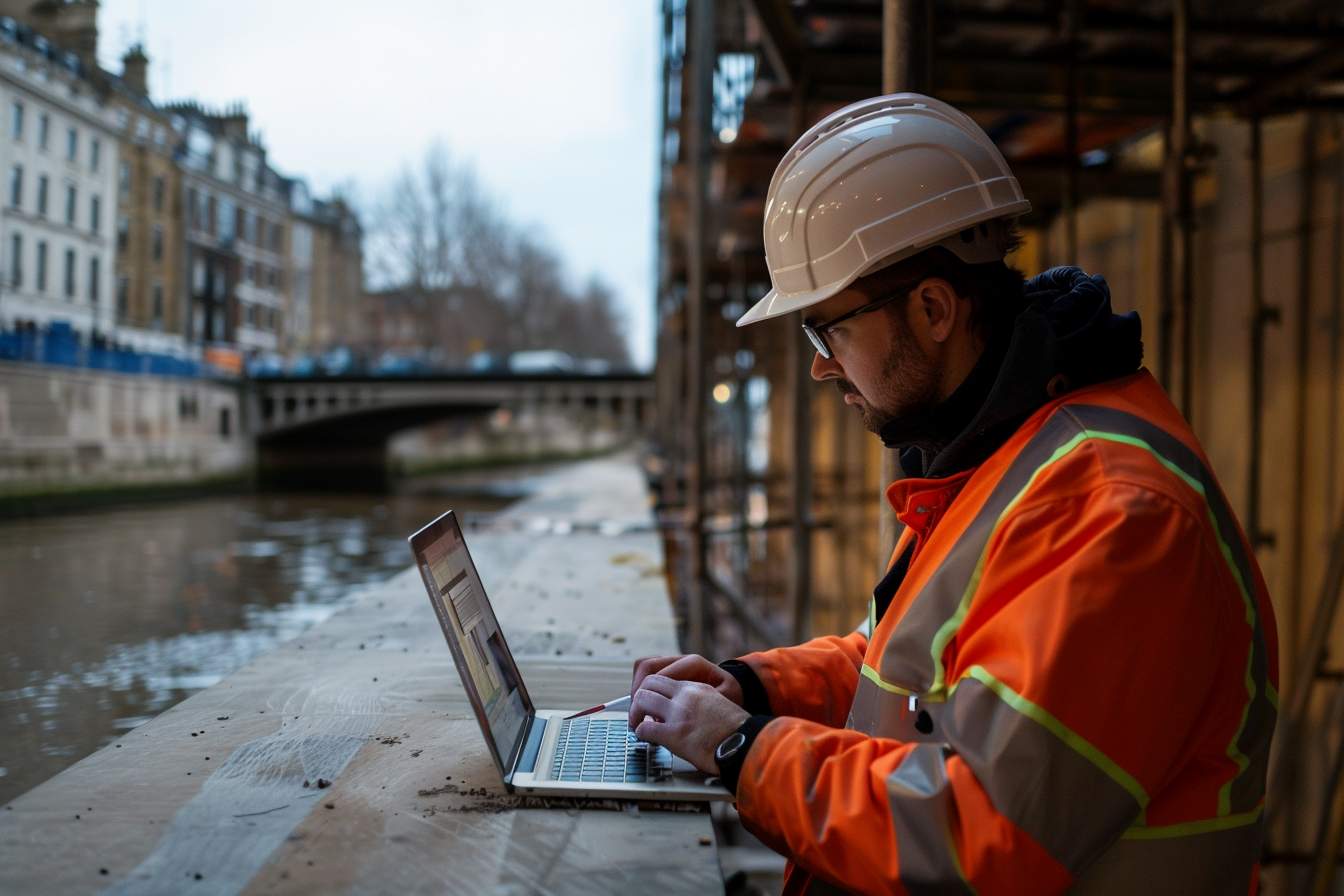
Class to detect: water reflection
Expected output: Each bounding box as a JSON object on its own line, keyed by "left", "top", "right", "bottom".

{"left": 0, "top": 484, "right": 515, "bottom": 805}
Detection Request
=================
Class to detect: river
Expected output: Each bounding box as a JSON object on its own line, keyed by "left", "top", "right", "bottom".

{"left": 0, "top": 473, "right": 529, "bottom": 806}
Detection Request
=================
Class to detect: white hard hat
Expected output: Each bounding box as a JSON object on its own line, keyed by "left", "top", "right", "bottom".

{"left": 737, "top": 92, "right": 1030, "bottom": 328}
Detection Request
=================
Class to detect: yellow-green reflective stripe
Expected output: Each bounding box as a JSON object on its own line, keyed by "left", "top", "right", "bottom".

{"left": 945, "top": 824, "right": 976, "bottom": 895}
{"left": 957, "top": 665, "right": 1150, "bottom": 809}
{"left": 926, "top": 430, "right": 1095, "bottom": 697}
{"left": 860, "top": 663, "right": 920, "bottom": 698}
{"left": 923, "top": 424, "right": 1260, "bottom": 818}
{"left": 1094, "top": 431, "right": 1261, "bottom": 817}
{"left": 1122, "top": 806, "right": 1262, "bottom": 840}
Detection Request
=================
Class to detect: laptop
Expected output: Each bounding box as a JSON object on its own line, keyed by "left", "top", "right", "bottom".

{"left": 409, "top": 509, "right": 731, "bottom": 801}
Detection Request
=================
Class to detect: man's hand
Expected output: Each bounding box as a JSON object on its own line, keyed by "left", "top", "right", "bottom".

{"left": 629, "top": 654, "right": 745, "bottom": 718}
{"left": 628, "top": 674, "right": 749, "bottom": 775}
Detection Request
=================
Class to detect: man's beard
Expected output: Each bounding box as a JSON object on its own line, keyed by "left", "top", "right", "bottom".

{"left": 837, "top": 315, "right": 940, "bottom": 438}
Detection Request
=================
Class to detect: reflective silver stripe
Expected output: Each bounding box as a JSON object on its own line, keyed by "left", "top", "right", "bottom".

{"left": 886, "top": 744, "right": 975, "bottom": 894}
{"left": 876, "top": 411, "right": 1092, "bottom": 697}
{"left": 1064, "top": 404, "right": 1275, "bottom": 817}
{"left": 1071, "top": 814, "right": 1264, "bottom": 894}
{"left": 944, "top": 674, "right": 1143, "bottom": 875}
{"left": 848, "top": 672, "right": 947, "bottom": 743}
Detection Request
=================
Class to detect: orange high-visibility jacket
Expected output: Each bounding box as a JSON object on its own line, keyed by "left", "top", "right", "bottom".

{"left": 734, "top": 370, "right": 1279, "bottom": 895}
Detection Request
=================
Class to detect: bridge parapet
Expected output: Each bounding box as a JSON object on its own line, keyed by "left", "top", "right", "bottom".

{"left": 245, "top": 373, "right": 653, "bottom": 438}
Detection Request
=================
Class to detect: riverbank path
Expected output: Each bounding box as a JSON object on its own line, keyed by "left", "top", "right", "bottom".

{"left": 0, "top": 453, "right": 722, "bottom": 894}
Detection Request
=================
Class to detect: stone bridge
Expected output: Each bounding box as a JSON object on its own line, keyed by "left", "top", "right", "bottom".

{"left": 244, "top": 372, "right": 654, "bottom": 487}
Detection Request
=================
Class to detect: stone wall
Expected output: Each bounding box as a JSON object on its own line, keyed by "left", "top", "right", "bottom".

{"left": 0, "top": 361, "right": 249, "bottom": 489}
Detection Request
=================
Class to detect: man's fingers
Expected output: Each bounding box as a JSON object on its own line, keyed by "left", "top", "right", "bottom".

{"left": 633, "top": 715, "right": 668, "bottom": 745}
{"left": 658, "top": 654, "right": 722, "bottom": 684}
{"left": 629, "top": 686, "right": 676, "bottom": 728}
{"left": 636, "top": 673, "right": 685, "bottom": 699}
{"left": 630, "top": 655, "right": 679, "bottom": 696}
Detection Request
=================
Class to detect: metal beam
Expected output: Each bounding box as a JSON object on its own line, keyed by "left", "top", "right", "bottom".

{"left": 746, "top": 0, "right": 804, "bottom": 88}
{"left": 1172, "top": 0, "right": 1195, "bottom": 423}
{"left": 685, "top": 0, "right": 714, "bottom": 653}
{"left": 1234, "top": 45, "right": 1344, "bottom": 116}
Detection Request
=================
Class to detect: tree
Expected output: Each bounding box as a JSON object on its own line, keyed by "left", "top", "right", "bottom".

{"left": 365, "top": 143, "right": 631, "bottom": 367}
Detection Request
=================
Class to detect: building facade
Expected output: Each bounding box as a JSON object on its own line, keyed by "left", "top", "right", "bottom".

{"left": 306, "top": 196, "right": 361, "bottom": 351}
{"left": 0, "top": 18, "right": 117, "bottom": 340}
{"left": 103, "top": 45, "right": 182, "bottom": 355}
{"left": 170, "top": 101, "right": 290, "bottom": 355}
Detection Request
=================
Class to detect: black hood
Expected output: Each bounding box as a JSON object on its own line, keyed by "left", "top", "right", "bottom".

{"left": 883, "top": 265, "right": 1144, "bottom": 478}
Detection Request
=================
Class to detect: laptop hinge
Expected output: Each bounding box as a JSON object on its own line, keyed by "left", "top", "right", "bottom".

{"left": 508, "top": 714, "right": 547, "bottom": 781}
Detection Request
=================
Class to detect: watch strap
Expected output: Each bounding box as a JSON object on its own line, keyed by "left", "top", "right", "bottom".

{"left": 716, "top": 714, "right": 773, "bottom": 795}
{"left": 719, "top": 659, "right": 773, "bottom": 716}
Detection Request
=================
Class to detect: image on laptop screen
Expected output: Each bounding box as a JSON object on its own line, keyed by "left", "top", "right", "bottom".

{"left": 417, "top": 515, "right": 529, "bottom": 765}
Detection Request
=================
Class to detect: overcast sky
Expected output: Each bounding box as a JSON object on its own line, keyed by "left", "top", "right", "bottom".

{"left": 96, "top": 1, "right": 662, "bottom": 368}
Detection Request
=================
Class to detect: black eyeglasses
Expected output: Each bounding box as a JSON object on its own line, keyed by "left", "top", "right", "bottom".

{"left": 801, "top": 283, "right": 916, "bottom": 360}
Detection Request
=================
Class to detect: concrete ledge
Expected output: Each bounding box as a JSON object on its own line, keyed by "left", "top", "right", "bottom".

{"left": 0, "top": 453, "right": 721, "bottom": 895}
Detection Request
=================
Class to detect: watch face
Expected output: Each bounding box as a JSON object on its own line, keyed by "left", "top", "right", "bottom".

{"left": 716, "top": 731, "right": 747, "bottom": 761}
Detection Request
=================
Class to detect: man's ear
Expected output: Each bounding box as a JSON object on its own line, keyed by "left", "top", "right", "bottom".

{"left": 913, "top": 277, "right": 960, "bottom": 343}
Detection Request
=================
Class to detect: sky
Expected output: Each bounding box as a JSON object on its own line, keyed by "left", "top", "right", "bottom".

{"left": 96, "top": 0, "right": 662, "bottom": 369}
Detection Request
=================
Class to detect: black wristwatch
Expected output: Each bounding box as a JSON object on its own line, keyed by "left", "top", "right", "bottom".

{"left": 715, "top": 730, "right": 748, "bottom": 764}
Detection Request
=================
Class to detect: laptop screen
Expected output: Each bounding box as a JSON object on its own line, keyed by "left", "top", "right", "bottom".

{"left": 410, "top": 511, "right": 532, "bottom": 773}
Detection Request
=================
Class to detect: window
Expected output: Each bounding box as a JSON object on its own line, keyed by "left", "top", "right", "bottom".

{"left": 89, "top": 137, "right": 100, "bottom": 172}
{"left": 64, "top": 184, "right": 75, "bottom": 226}
{"left": 37, "top": 112, "right": 48, "bottom": 150}
{"left": 235, "top": 206, "right": 245, "bottom": 243}
{"left": 206, "top": 194, "right": 216, "bottom": 235}
{"left": 10, "top": 100, "right": 21, "bottom": 139}
{"left": 36, "top": 174, "right": 47, "bottom": 216}
{"left": 118, "top": 160, "right": 130, "bottom": 196}
{"left": 219, "top": 406, "right": 231, "bottom": 439}
{"left": 65, "top": 126, "right": 76, "bottom": 162}
{"left": 9, "top": 232, "right": 21, "bottom": 287}
{"left": 152, "top": 225, "right": 162, "bottom": 261}
{"left": 270, "top": 221, "right": 283, "bottom": 251}
{"left": 8, "top": 164, "right": 21, "bottom": 207}
{"left": 89, "top": 255, "right": 99, "bottom": 304}
{"left": 89, "top": 194, "right": 100, "bottom": 233}
{"left": 152, "top": 282, "right": 163, "bottom": 329}
{"left": 35, "top": 240, "right": 46, "bottom": 292}
{"left": 152, "top": 175, "right": 164, "bottom": 211}
{"left": 63, "top": 247, "right": 75, "bottom": 299}
{"left": 116, "top": 215, "right": 128, "bottom": 253}
{"left": 245, "top": 210, "right": 257, "bottom": 245}
{"left": 187, "top": 187, "right": 198, "bottom": 226}
{"left": 116, "top": 276, "right": 129, "bottom": 318}
{"left": 218, "top": 197, "right": 234, "bottom": 240}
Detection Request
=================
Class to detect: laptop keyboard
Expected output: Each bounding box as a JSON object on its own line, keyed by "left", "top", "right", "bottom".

{"left": 550, "top": 718, "right": 674, "bottom": 783}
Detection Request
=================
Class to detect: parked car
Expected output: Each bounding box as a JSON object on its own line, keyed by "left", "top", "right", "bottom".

{"left": 373, "top": 351, "right": 424, "bottom": 376}
{"left": 508, "top": 350, "right": 575, "bottom": 374}
{"left": 467, "top": 351, "right": 506, "bottom": 373}
{"left": 287, "top": 355, "right": 318, "bottom": 377}
{"left": 245, "top": 352, "right": 285, "bottom": 377}
{"left": 319, "top": 347, "right": 356, "bottom": 376}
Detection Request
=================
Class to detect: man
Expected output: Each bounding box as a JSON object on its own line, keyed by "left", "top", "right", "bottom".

{"left": 629, "top": 93, "right": 1279, "bottom": 893}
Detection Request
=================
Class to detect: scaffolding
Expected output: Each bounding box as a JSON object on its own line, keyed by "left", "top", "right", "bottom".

{"left": 653, "top": 0, "right": 1344, "bottom": 890}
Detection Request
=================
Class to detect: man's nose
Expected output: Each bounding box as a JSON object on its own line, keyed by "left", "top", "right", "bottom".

{"left": 811, "top": 351, "right": 842, "bottom": 382}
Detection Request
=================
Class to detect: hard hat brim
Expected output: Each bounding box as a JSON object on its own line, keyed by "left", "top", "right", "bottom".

{"left": 735, "top": 285, "right": 836, "bottom": 328}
